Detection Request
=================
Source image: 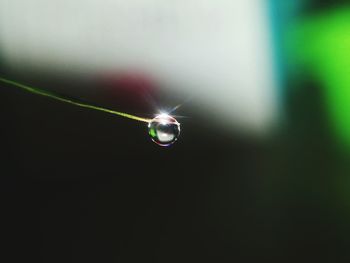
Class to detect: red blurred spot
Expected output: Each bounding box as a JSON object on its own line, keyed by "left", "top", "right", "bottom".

{"left": 97, "top": 71, "right": 158, "bottom": 112}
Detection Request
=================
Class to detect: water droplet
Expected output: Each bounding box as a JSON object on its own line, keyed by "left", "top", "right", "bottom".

{"left": 148, "top": 114, "right": 180, "bottom": 146}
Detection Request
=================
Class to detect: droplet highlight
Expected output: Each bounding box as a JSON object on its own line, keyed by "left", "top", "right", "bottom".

{"left": 148, "top": 114, "right": 180, "bottom": 146}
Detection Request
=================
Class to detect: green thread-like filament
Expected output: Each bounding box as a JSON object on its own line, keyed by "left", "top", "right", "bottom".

{"left": 0, "top": 77, "right": 151, "bottom": 123}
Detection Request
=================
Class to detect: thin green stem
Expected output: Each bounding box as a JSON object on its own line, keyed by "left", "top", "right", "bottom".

{"left": 0, "top": 77, "right": 151, "bottom": 123}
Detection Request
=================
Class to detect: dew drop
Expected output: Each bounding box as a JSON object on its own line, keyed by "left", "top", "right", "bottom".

{"left": 148, "top": 114, "right": 180, "bottom": 146}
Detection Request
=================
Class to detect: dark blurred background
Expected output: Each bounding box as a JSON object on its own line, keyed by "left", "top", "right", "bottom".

{"left": 1, "top": 1, "right": 350, "bottom": 262}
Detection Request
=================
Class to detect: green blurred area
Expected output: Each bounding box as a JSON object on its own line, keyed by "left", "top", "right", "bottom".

{"left": 286, "top": 6, "right": 350, "bottom": 147}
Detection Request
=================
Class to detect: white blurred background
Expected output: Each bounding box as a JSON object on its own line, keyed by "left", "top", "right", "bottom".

{"left": 0, "top": 0, "right": 277, "bottom": 134}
